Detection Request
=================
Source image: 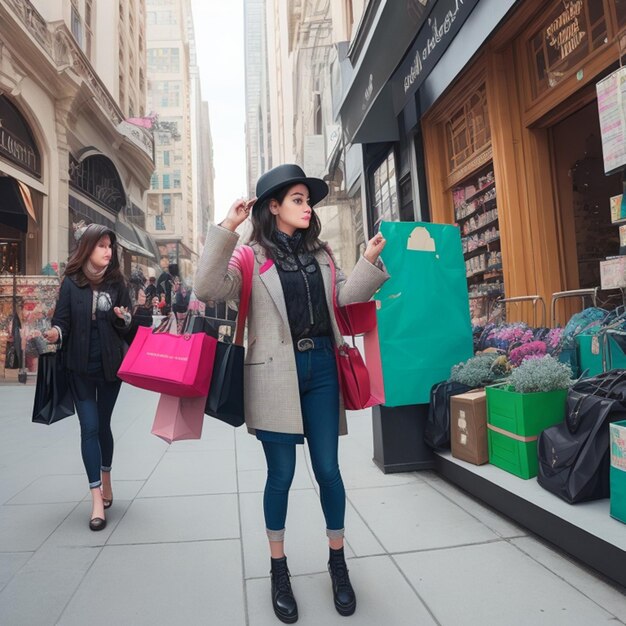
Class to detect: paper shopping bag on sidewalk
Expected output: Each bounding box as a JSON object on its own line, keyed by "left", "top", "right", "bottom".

{"left": 152, "top": 394, "right": 206, "bottom": 443}
{"left": 369, "top": 222, "right": 473, "bottom": 406}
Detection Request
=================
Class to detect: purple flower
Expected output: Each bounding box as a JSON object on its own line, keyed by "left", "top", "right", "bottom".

{"left": 509, "top": 341, "right": 547, "bottom": 367}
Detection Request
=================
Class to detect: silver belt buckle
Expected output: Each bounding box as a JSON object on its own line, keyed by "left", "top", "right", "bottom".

{"left": 296, "top": 338, "right": 314, "bottom": 352}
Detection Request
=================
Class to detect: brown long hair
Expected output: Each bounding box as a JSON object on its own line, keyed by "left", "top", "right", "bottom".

{"left": 250, "top": 184, "right": 322, "bottom": 256}
{"left": 64, "top": 223, "right": 125, "bottom": 287}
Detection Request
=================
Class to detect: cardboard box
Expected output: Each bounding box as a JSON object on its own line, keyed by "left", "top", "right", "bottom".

{"left": 600, "top": 257, "right": 626, "bottom": 290}
{"left": 611, "top": 194, "right": 626, "bottom": 223}
{"left": 450, "top": 390, "right": 488, "bottom": 465}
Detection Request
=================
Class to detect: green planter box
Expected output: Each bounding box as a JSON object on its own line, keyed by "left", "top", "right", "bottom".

{"left": 610, "top": 421, "right": 626, "bottom": 524}
{"left": 485, "top": 386, "right": 567, "bottom": 437}
{"left": 487, "top": 429, "right": 538, "bottom": 479}
{"left": 577, "top": 334, "right": 626, "bottom": 378}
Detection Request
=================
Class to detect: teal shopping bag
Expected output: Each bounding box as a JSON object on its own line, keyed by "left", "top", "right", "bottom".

{"left": 373, "top": 222, "right": 473, "bottom": 406}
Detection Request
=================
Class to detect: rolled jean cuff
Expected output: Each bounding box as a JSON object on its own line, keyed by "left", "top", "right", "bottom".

{"left": 101, "top": 466, "right": 112, "bottom": 473}
{"left": 89, "top": 479, "right": 102, "bottom": 489}
{"left": 326, "top": 527, "right": 345, "bottom": 540}
{"left": 266, "top": 528, "right": 285, "bottom": 542}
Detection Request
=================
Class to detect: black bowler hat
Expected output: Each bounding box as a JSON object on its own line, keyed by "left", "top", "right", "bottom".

{"left": 254, "top": 164, "right": 328, "bottom": 210}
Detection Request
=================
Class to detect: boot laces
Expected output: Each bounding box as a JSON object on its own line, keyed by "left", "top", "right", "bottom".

{"left": 273, "top": 566, "right": 292, "bottom": 594}
{"left": 330, "top": 559, "right": 350, "bottom": 588}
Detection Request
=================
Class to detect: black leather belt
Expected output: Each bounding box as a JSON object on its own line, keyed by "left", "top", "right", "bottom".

{"left": 295, "top": 337, "right": 331, "bottom": 352}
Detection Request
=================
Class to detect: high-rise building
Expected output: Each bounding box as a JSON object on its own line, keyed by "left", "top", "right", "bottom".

{"left": 244, "top": 0, "right": 272, "bottom": 196}
{"left": 146, "top": 0, "right": 213, "bottom": 281}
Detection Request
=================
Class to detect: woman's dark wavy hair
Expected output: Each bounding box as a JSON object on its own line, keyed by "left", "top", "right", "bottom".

{"left": 250, "top": 183, "right": 322, "bottom": 256}
{"left": 64, "top": 223, "right": 125, "bottom": 287}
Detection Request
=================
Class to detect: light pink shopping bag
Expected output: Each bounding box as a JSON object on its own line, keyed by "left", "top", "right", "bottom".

{"left": 151, "top": 394, "right": 206, "bottom": 443}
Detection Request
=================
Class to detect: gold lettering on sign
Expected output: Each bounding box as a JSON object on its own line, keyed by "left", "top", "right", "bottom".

{"left": 545, "top": 0, "right": 585, "bottom": 61}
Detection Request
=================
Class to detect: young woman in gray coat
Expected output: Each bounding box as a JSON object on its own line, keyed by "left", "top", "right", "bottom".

{"left": 194, "top": 164, "right": 388, "bottom": 623}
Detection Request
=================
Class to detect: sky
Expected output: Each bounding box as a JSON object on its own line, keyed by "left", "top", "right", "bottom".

{"left": 190, "top": 1, "right": 247, "bottom": 223}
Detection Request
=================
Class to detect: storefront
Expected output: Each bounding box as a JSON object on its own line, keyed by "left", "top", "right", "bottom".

{"left": 421, "top": 0, "right": 626, "bottom": 325}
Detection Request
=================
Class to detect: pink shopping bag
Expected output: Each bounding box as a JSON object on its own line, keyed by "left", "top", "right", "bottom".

{"left": 151, "top": 394, "right": 206, "bottom": 443}
{"left": 118, "top": 325, "right": 217, "bottom": 397}
{"left": 363, "top": 321, "right": 385, "bottom": 406}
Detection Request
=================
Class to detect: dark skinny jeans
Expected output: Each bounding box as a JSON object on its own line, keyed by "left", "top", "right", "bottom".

{"left": 69, "top": 373, "right": 122, "bottom": 488}
{"left": 262, "top": 337, "right": 345, "bottom": 539}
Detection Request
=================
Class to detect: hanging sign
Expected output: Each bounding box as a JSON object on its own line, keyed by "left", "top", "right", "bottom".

{"left": 391, "top": 0, "right": 480, "bottom": 115}
{"left": 596, "top": 66, "right": 626, "bottom": 175}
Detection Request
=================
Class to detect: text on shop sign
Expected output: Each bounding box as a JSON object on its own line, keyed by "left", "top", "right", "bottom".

{"left": 545, "top": 0, "right": 586, "bottom": 61}
{"left": 0, "top": 127, "right": 39, "bottom": 176}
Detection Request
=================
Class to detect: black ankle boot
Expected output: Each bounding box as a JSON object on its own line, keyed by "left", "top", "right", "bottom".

{"left": 328, "top": 547, "right": 356, "bottom": 616}
{"left": 270, "top": 556, "right": 298, "bottom": 624}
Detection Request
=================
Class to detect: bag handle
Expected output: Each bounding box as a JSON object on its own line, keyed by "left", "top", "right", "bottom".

{"left": 231, "top": 245, "right": 254, "bottom": 346}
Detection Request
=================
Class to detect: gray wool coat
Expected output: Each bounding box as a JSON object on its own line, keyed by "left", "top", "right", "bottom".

{"left": 194, "top": 224, "right": 389, "bottom": 436}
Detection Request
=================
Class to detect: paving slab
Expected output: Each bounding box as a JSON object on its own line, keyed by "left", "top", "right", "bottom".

{"left": 0, "top": 552, "right": 31, "bottom": 592}
{"left": 348, "top": 481, "right": 499, "bottom": 553}
{"left": 107, "top": 494, "right": 240, "bottom": 544}
{"left": 510, "top": 536, "right": 626, "bottom": 623}
{"left": 139, "top": 448, "right": 238, "bottom": 497}
{"left": 58, "top": 540, "right": 245, "bottom": 626}
{"left": 246, "top": 554, "right": 436, "bottom": 626}
{"left": 394, "top": 541, "right": 619, "bottom": 625}
{"left": 420, "top": 470, "right": 528, "bottom": 539}
{"left": 0, "top": 502, "right": 76, "bottom": 552}
{"left": 0, "top": 546, "right": 100, "bottom": 625}
{"left": 6, "top": 474, "right": 89, "bottom": 505}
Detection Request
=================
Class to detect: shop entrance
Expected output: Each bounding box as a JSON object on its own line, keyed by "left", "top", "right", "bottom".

{"left": 552, "top": 100, "right": 622, "bottom": 295}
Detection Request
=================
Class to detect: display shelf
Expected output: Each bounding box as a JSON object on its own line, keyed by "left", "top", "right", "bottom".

{"left": 468, "top": 289, "right": 504, "bottom": 300}
{"left": 463, "top": 180, "right": 496, "bottom": 205}
{"left": 456, "top": 196, "right": 497, "bottom": 222}
{"left": 463, "top": 216, "right": 499, "bottom": 237}
{"left": 466, "top": 265, "right": 503, "bottom": 280}
{"left": 463, "top": 236, "right": 501, "bottom": 259}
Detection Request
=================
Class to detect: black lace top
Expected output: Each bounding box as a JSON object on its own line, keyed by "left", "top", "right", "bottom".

{"left": 271, "top": 230, "right": 331, "bottom": 340}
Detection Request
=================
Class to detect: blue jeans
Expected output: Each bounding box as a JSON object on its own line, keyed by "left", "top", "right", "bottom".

{"left": 68, "top": 373, "right": 122, "bottom": 488}
{"left": 262, "top": 337, "right": 345, "bottom": 539}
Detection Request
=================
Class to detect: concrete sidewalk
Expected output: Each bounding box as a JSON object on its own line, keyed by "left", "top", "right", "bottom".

{"left": 0, "top": 383, "right": 624, "bottom": 625}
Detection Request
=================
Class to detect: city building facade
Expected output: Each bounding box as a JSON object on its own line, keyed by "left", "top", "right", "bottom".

{"left": 0, "top": 0, "right": 155, "bottom": 379}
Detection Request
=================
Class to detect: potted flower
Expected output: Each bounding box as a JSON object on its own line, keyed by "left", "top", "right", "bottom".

{"left": 486, "top": 355, "right": 573, "bottom": 479}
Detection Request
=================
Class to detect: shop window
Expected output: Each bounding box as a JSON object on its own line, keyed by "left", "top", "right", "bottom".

{"left": 528, "top": 0, "right": 609, "bottom": 98}
{"left": 69, "top": 154, "right": 126, "bottom": 214}
{"left": 616, "top": 0, "right": 626, "bottom": 30}
{"left": 370, "top": 151, "right": 399, "bottom": 232}
{"left": 445, "top": 83, "right": 491, "bottom": 174}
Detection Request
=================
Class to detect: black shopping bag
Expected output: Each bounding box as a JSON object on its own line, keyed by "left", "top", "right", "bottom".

{"left": 32, "top": 352, "right": 75, "bottom": 425}
{"left": 205, "top": 341, "right": 245, "bottom": 427}
{"left": 424, "top": 381, "right": 473, "bottom": 450}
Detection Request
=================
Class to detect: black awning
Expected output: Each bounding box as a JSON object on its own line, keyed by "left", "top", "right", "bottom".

{"left": 338, "top": 0, "right": 433, "bottom": 145}
{"left": 132, "top": 223, "right": 161, "bottom": 262}
{"left": 0, "top": 177, "right": 29, "bottom": 232}
{"left": 115, "top": 218, "right": 155, "bottom": 259}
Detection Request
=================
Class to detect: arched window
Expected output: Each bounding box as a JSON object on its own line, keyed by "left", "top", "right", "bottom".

{"left": 69, "top": 153, "right": 126, "bottom": 214}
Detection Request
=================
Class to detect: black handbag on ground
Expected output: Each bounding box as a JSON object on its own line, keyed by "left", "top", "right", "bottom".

{"left": 204, "top": 246, "right": 254, "bottom": 428}
{"left": 5, "top": 342, "right": 18, "bottom": 369}
{"left": 32, "top": 351, "right": 75, "bottom": 425}
{"left": 537, "top": 389, "right": 626, "bottom": 503}
{"left": 424, "top": 380, "right": 473, "bottom": 450}
{"left": 569, "top": 369, "right": 626, "bottom": 411}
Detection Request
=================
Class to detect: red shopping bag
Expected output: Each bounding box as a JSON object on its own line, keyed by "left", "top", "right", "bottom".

{"left": 118, "top": 325, "right": 217, "bottom": 397}
{"left": 152, "top": 394, "right": 206, "bottom": 443}
{"left": 326, "top": 251, "right": 384, "bottom": 410}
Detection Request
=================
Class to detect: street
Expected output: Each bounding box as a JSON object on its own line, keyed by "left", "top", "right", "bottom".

{"left": 0, "top": 383, "right": 624, "bottom": 625}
